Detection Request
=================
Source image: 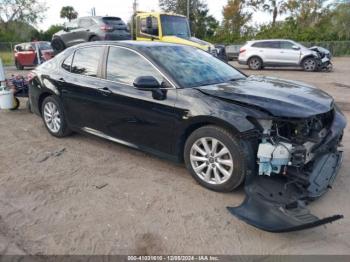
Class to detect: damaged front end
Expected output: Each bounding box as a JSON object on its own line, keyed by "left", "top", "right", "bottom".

{"left": 228, "top": 106, "right": 346, "bottom": 232}
{"left": 309, "top": 46, "right": 333, "bottom": 72}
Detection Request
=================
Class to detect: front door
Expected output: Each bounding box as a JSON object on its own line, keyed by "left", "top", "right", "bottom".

{"left": 98, "top": 46, "right": 177, "bottom": 155}
{"left": 278, "top": 41, "right": 302, "bottom": 65}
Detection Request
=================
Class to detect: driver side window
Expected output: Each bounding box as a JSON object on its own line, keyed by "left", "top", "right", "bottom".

{"left": 106, "top": 47, "right": 163, "bottom": 86}
{"left": 140, "top": 17, "right": 159, "bottom": 37}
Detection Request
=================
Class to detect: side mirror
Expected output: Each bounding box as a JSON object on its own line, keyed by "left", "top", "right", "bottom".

{"left": 292, "top": 45, "right": 300, "bottom": 50}
{"left": 64, "top": 26, "right": 70, "bottom": 32}
{"left": 133, "top": 76, "right": 160, "bottom": 90}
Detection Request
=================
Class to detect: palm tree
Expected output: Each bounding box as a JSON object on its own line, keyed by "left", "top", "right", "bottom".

{"left": 60, "top": 6, "right": 78, "bottom": 22}
{"left": 262, "top": 0, "right": 288, "bottom": 26}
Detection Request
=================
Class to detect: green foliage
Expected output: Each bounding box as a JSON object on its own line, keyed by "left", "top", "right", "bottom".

{"left": 0, "top": 20, "right": 39, "bottom": 42}
{"left": 210, "top": 1, "right": 350, "bottom": 47}
{"left": 0, "top": 51, "right": 13, "bottom": 66}
{"left": 60, "top": 6, "right": 78, "bottom": 22}
{"left": 159, "top": 0, "right": 219, "bottom": 38}
{"left": 38, "top": 25, "right": 64, "bottom": 41}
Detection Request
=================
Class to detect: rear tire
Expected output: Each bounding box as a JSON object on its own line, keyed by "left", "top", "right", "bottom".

{"left": 51, "top": 38, "right": 66, "bottom": 54}
{"left": 248, "top": 56, "right": 263, "bottom": 70}
{"left": 184, "top": 125, "right": 250, "bottom": 192}
{"left": 41, "top": 96, "right": 71, "bottom": 138}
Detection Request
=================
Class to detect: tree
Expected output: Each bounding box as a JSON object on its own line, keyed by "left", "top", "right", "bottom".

{"left": 222, "top": 0, "right": 252, "bottom": 36}
{"left": 60, "top": 6, "right": 78, "bottom": 22}
{"left": 0, "top": 0, "right": 47, "bottom": 25}
{"left": 261, "top": 0, "right": 288, "bottom": 26}
{"left": 159, "top": 0, "right": 218, "bottom": 38}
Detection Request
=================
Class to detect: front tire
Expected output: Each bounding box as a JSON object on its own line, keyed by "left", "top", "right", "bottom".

{"left": 89, "top": 36, "right": 100, "bottom": 42}
{"left": 51, "top": 38, "right": 66, "bottom": 54}
{"left": 248, "top": 56, "right": 263, "bottom": 70}
{"left": 41, "top": 96, "right": 71, "bottom": 137}
{"left": 302, "top": 57, "right": 317, "bottom": 72}
{"left": 184, "top": 126, "right": 248, "bottom": 192}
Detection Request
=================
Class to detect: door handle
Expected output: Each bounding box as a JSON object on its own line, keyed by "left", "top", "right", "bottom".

{"left": 98, "top": 87, "right": 112, "bottom": 96}
{"left": 58, "top": 77, "right": 66, "bottom": 82}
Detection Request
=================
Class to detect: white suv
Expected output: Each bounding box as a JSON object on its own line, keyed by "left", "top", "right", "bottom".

{"left": 238, "top": 39, "right": 319, "bottom": 72}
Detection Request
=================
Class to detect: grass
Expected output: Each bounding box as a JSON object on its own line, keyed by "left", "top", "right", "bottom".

{"left": 0, "top": 51, "right": 14, "bottom": 66}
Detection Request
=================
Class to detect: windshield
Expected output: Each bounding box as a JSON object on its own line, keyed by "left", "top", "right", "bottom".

{"left": 160, "top": 15, "right": 190, "bottom": 38}
{"left": 146, "top": 45, "right": 246, "bottom": 88}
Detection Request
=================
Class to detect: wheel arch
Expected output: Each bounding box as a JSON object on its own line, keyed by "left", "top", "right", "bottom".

{"left": 247, "top": 55, "right": 263, "bottom": 63}
{"left": 176, "top": 116, "right": 242, "bottom": 162}
{"left": 38, "top": 92, "right": 55, "bottom": 115}
{"left": 300, "top": 55, "right": 317, "bottom": 66}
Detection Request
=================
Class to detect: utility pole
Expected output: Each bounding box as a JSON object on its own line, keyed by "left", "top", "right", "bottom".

{"left": 131, "top": 0, "right": 138, "bottom": 39}
{"left": 187, "top": 0, "right": 190, "bottom": 19}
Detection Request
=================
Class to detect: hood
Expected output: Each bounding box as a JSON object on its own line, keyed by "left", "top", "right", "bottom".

{"left": 161, "top": 36, "right": 214, "bottom": 51}
{"left": 196, "top": 76, "right": 334, "bottom": 118}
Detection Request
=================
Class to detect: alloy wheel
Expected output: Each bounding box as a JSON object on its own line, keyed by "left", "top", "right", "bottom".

{"left": 249, "top": 58, "right": 261, "bottom": 70}
{"left": 304, "top": 59, "right": 316, "bottom": 71}
{"left": 190, "top": 137, "right": 234, "bottom": 185}
{"left": 43, "top": 102, "right": 61, "bottom": 133}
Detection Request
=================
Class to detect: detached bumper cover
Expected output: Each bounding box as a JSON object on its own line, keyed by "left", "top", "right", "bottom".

{"left": 228, "top": 110, "right": 346, "bottom": 233}
{"left": 228, "top": 152, "right": 343, "bottom": 233}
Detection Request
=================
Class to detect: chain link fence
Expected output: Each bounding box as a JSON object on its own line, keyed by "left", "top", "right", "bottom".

{"left": 0, "top": 42, "right": 20, "bottom": 66}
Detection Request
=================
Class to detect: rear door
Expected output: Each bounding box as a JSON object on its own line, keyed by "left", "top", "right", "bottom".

{"left": 255, "top": 41, "right": 281, "bottom": 64}
{"left": 57, "top": 46, "right": 107, "bottom": 129}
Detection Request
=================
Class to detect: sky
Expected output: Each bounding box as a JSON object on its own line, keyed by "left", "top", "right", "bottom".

{"left": 38, "top": 0, "right": 271, "bottom": 30}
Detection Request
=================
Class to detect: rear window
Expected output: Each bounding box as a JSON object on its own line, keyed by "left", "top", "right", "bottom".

{"left": 103, "top": 17, "right": 122, "bottom": 25}
{"left": 71, "top": 47, "right": 104, "bottom": 77}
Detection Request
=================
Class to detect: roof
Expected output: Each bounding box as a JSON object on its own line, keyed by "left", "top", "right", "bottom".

{"left": 75, "top": 40, "right": 185, "bottom": 50}
{"left": 249, "top": 39, "right": 294, "bottom": 42}
{"left": 136, "top": 12, "right": 186, "bottom": 18}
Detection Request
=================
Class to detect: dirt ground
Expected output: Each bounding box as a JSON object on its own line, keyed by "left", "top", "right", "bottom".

{"left": 0, "top": 57, "right": 350, "bottom": 255}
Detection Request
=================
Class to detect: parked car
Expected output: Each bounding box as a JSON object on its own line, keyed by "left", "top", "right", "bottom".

{"left": 226, "top": 44, "right": 242, "bottom": 61}
{"left": 14, "top": 42, "right": 54, "bottom": 70}
{"left": 28, "top": 41, "right": 346, "bottom": 232}
{"left": 238, "top": 39, "right": 332, "bottom": 72}
{"left": 51, "top": 16, "right": 131, "bottom": 53}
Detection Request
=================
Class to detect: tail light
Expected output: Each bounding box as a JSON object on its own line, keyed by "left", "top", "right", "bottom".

{"left": 239, "top": 48, "right": 246, "bottom": 54}
{"left": 100, "top": 24, "right": 114, "bottom": 32}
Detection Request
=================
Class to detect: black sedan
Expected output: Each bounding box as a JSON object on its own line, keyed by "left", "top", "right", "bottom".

{"left": 29, "top": 41, "right": 346, "bottom": 232}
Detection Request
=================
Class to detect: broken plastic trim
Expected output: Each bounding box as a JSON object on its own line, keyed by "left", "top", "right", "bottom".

{"left": 227, "top": 152, "right": 344, "bottom": 233}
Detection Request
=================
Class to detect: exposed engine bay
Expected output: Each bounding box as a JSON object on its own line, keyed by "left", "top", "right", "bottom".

{"left": 309, "top": 46, "right": 333, "bottom": 72}
{"left": 228, "top": 108, "right": 346, "bottom": 232}
{"left": 257, "top": 110, "right": 333, "bottom": 177}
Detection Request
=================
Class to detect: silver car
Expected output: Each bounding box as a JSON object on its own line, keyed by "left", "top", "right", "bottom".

{"left": 238, "top": 39, "right": 321, "bottom": 72}
{"left": 51, "top": 16, "right": 131, "bottom": 53}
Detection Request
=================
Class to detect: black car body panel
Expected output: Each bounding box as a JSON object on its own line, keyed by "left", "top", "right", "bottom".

{"left": 196, "top": 76, "right": 334, "bottom": 118}
{"left": 29, "top": 41, "right": 346, "bottom": 232}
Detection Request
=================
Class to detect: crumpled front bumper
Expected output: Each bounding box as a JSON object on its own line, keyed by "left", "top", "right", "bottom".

{"left": 228, "top": 109, "right": 346, "bottom": 233}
